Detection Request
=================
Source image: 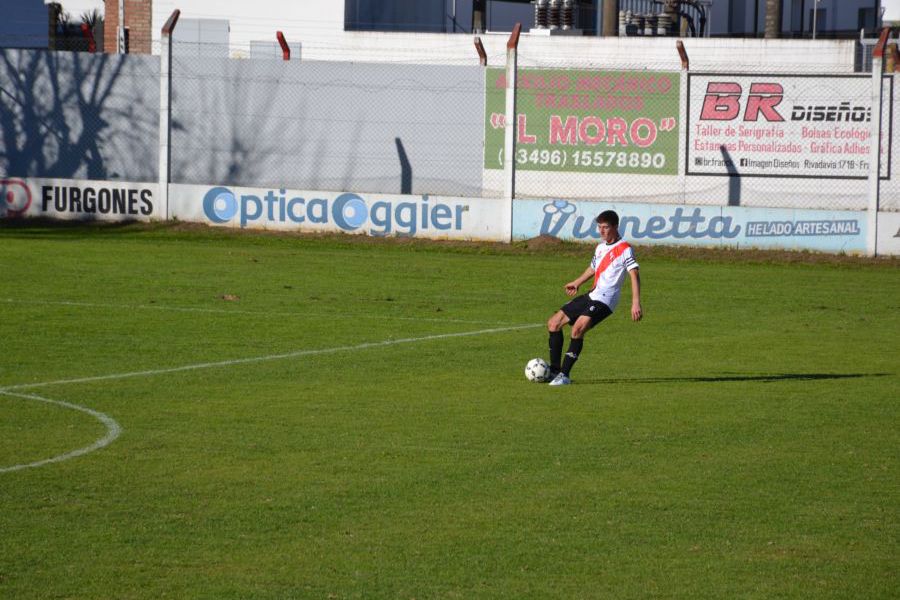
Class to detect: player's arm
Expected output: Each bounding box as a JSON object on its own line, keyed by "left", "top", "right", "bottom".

{"left": 564, "top": 266, "right": 595, "bottom": 297}
{"left": 629, "top": 267, "right": 642, "bottom": 321}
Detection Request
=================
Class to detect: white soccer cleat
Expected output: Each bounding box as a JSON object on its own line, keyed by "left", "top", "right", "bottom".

{"left": 548, "top": 373, "right": 571, "bottom": 386}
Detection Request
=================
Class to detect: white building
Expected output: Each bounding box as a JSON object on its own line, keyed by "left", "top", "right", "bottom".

{"left": 714, "top": 0, "right": 888, "bottom": 37}
{"left": 147, "top": 0, "right": 895, "bottom": 51}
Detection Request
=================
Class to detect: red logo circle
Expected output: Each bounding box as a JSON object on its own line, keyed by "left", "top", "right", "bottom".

{"left": 1, "top": 179, "right": 32, "bottom": 216}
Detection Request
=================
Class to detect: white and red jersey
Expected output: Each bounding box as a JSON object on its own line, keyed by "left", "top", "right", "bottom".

{"left": 587, "top": 239, "right": 639, "bottom": 311}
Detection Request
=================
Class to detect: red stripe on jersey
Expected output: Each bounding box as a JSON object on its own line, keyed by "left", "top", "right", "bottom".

{"left": 593, "top": 242, "right": 631, "bottom": 289}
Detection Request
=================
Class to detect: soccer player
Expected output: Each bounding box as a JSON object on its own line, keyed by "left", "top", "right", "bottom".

{"left": 546, "top": 210, "right": 642, "bottom": 386}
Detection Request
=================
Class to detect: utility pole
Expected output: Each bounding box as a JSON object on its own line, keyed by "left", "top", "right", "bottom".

{"left": 602, "top": 0, "right": 619, "bottom": 36}
{"left": 765, "top": 0, "right": 782, "bottom": 38}
{"left": 117, "top": 0, "right": 125, "bottom": 53}
{"left": 754, "top": 0, "right": 760, "bottom": 37}
{"left": 473, "top": 0, "right": 486, "bottom": 33}
{"left": 812, "top": 0, "right": 822, "bottom": 39}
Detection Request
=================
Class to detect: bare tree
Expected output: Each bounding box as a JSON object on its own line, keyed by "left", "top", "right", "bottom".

{"left": 57, "top": 9, "right": 73, "bottom": 31}
{"left": 765, "top": 0, "right": 782, "bottom": 38}
{"left": 80, "top": 9, "right": 104, "bottom": 32}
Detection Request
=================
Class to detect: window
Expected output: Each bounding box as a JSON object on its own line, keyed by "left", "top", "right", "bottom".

{"left": 809, "top": 7, "right": 826, "bottom": 34}
{"left": 790, "top": 0, "right": 804, "bottom": 35}
{"left": 858, "top": 8, "right": 877, "bottom": 34}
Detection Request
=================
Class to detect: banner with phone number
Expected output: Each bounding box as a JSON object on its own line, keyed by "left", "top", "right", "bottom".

{"left": 484, "top": 67, "right": 680, "bottom": 175}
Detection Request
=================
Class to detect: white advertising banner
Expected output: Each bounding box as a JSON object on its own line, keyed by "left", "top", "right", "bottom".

{"left": 169, "top": 183, "right": 508, "bottom": 241}
{"left": 876, "top": 212, "right": 900, "bottom": 256}
{"left": 0, "top": 177, "right": 161, "bottom": 220}
{"left": 513, "top": 198, "right": 871, "bottom": 254}
{"left": 687, "top": 74, "right": 893, "bottom": 179}
{"left": 884, "top": 0, "right": 900, "bottom": 25}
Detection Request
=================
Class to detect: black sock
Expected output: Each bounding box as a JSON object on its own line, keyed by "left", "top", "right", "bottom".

{"left": 548, "top": 330, "right": 564, "bottom": 371}
{"left": 561, "top": 337, "right": 584, "bottom": 376}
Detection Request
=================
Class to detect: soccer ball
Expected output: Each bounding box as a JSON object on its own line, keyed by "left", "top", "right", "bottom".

{"left": 524, "top": 358, "right": 551, "bottom": 382}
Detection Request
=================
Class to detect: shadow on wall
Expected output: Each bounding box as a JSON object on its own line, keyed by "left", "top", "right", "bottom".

{"left": 721, "top": 144, "right": 741, "bottom": 207}
{"left": 0, "top": 49, "right": 158, "bottom": 181}
{"left": 167, "top": 59, "right": 484, "bottom": 196}
{"left": 170, "top": 68, "right": 373, "bottom": 193}
{"left": 168, "top": 61, "right": 272, "bottom": 189}
{"left": 395, "top": 137, "right": 411, "bottom": 194}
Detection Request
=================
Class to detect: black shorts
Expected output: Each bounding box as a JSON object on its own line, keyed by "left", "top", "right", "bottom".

{"left": 561, "top": 294, "right": 612, "bottom": 328}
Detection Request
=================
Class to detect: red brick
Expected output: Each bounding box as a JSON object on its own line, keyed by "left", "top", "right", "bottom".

{"left": 104, "top": 0, "right": 152, "bottom": 54}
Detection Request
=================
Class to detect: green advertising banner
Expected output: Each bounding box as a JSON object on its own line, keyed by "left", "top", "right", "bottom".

{"left": 485, "top": 68, "right": 681, "bottom": 175}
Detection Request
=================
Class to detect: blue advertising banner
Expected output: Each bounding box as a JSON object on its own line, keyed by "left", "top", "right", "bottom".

{"left": 169, "top": 183, "right": 508, "bottom": 241}
{"left": 513, "top": 199, "right": 866, "bottom": 253}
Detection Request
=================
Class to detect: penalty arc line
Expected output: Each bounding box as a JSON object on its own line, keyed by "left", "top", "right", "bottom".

{"left": 0, "top": 323, "right": 543, "bottom": 392}
{"left": 0, "top": 323, "right": 540, "bottom": 472}
{"left": 0, "top": 390, "right": 122, "bottom": 474}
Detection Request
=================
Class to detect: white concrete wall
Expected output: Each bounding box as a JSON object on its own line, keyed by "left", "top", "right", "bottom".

{"left": 147, "top": 1, "right": 856, "bottom": 73}
{"left": 153, "top": 0, "right": 344, "bottom": 55}
{"left": 290, "top": 31, "right": 857, "bottom": 74}
{"left": 886, "top": 0, "right": 900, "bottom": 25}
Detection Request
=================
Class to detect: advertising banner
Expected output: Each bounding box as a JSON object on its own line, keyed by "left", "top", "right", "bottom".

{"left": 485, "top": 68, "right": 681, "bottom": 175}
{"left": 513, "top": 198, "right": 867, "bottom": 253}
{"left": 687, "top": 74, "right": 893, "bottom": 179}
{"left": 169, "top": 184, "right": 508, "bottom": 241}
{"left": 0, "top": 177, "right": 161, "bottom": 220}
{"left": 876, "top": 211, "right": 900, "bottom": 256}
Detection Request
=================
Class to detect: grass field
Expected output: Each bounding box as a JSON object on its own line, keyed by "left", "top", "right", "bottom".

{"left": 0, "top": 222, "right": 897, "bottom": 599}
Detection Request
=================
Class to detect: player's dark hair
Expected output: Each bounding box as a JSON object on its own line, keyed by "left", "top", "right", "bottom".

{"left": 596, "top": 210, "right": 619, "bottom": 227}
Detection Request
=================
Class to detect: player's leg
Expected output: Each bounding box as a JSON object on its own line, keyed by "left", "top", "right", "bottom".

{"left": 552, "top": 300, "right": 612, "bottom": 385}
{"left": 559, "top": 315, "right": 594, "bottom": 378}
{"left": 546, "top": 309, "right": 570, "bottom": 375}
{"left": 550, "top": 293, "right": 590, "bottom": 375}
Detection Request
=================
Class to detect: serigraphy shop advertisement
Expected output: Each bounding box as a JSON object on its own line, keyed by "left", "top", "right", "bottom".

{"left": 687, "top": 74, "right": 892, "bottom": 179}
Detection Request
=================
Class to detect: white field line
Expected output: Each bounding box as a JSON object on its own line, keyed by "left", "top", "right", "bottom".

{"left": 0, "top": 323, "right": 542, "bottom": 392}
{"left": 0, "top": 390, "right": 122, "bottom": 473}
{"left": 0, "top": 298, "right": 500, "bottom": 325}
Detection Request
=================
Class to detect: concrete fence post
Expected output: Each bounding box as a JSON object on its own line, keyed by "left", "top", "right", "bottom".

{"left": 474, "top": 36, "right": 487, "bottom": 66}
{"left": 867, "top": 27, "right": 890, "bottom": 257}
{"left": 503, "top": 23, "right": 521, "bottom": 242}
{"left": 117, "top": 0, "right": 125, "bottom": 53}
{"left": 277, "top": 31, "right": 290, "bottom": 61}
{"left": 677, "top": 40, "right": 689, "bottom": 204}
{"left": 159, "top": 9, "right": 180, "bottom": 221}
